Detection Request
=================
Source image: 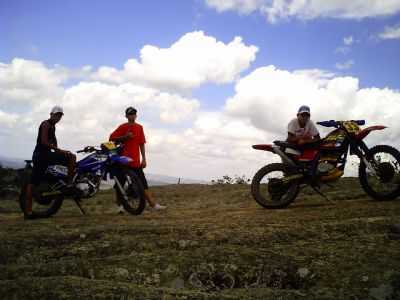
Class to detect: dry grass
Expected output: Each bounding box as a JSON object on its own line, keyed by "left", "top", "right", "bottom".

{"left": 0, "top": 178, "right": 400, "bottom": 299}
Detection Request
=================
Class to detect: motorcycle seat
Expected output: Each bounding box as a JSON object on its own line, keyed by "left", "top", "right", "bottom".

{"left": 273, "top": 140, "right": 321, "bottom": 150}
{"left": 273, "top": 141, "right": 301, "bottom": 150}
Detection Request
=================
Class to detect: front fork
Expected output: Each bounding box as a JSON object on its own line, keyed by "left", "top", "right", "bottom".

{"left": 112, "top": 172, "right": 132, "bottom": 202}
{"left": 351, "top": 141, "right": 378, "bottom": 176}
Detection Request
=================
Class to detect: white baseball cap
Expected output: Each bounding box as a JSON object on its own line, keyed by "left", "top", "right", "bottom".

{"left": 50, "top": 106, "right": 64, "bottom": 115}
{"left": 297, "top": 105, "right": 310, "bottom": 115}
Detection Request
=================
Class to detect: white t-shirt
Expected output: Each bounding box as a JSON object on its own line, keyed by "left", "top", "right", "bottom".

{"left": 287, "top": 118, "right": 319, "bottom": 138}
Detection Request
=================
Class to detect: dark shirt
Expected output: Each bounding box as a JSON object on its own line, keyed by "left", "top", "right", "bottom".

{"left": 34, "top": 120, "right": 57, "bottom": 156}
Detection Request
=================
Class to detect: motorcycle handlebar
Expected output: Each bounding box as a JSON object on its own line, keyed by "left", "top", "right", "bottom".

{"left": 354, "top": 120, "right": 366, "bottom": 125}
{"left": 317, "top": 119, "right": 365, "bottom": 128}
{"left": 77, "top": 146, "right": 96, "bottom": 153}
{"left": 317, "top": 120, "right": 338, "bottom": 128}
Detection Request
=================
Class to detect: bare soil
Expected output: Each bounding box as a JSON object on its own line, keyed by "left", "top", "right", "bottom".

{"left": 1, "top": 178, "right": 399, "bottom": 299}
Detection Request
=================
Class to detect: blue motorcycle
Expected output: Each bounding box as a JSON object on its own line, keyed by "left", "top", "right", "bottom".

{"left": 19, "top": 142, "right": 146, "bottom": 217}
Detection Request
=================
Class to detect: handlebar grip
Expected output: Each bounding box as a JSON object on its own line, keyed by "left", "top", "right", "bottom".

{"left": 354, "top": 120, "right": 365, "bottom": 125}
{"left": 317, "top": 120, "right": 337, "bottom": 127}
{"left": 77, "top": 146, "right": 95, "bottom": 153}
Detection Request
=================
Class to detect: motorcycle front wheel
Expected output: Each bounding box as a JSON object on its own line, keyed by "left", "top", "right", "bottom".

{"left": 251, "top": 163, "right": 300, "bottom": 209}
{"left": 116, "top": 170, "right": 146, "bottom": 215}
{"left": 359, "top": 145, "right": 400, "bottom": 201}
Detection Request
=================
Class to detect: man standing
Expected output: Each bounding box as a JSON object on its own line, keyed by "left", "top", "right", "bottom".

{"left": 25, "top": 106, "right": 76, "bottom": 219}
{"left": 109, "top": 107, "right": 166, "bottom": 212}
{"left": 287, "top": 105, "right": 320, "bottom": 145}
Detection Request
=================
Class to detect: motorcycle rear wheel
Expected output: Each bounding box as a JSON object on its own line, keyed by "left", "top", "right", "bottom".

{"left": 251, "top": 163, "right": 300, "bottom": 209}
{"left": 359, "top": 145, "right": 400, "bottom": 201}
{"left": 19, "top": 175, "right": 64, "bottom": 218}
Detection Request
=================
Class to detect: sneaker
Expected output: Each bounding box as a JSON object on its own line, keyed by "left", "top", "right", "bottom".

{"left": 150, "top": 204, "right": 167, "bottom": 211}
{"left": 116, "top": 205, "right": 124, "bottom": 214}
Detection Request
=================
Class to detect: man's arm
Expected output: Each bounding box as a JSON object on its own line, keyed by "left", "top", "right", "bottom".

{"left": 310, "top": 121, "right": 320, "bottom": 140}
{"left": 287, "top": 132, "right": 320, "bottom": 145}
{"left": 110, "top": 133, "right": 132, "bottom": 143}
{"left": 109, "top": 126, "right": 132, "bottom": 143}
{"left": 298, "top": 133, "right": 320, "bottom": 145}
{"left": 287, "top": 132, "right": 299, "bottom": 143}
{"left": 139, "top": 144, "right": 147, "bottom": 168}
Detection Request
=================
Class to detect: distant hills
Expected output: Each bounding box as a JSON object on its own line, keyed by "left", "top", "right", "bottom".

{"left": 0, "top": 156, "right": 25, "bottom": 169}
{"left": 0, "top": 155, "right": 208, "bottom": 186}
{"left": 100, "top": 173, "right": 208, "bottom": 189}
{"left": 145, "top": 173, "right": 208, "bottom": 185}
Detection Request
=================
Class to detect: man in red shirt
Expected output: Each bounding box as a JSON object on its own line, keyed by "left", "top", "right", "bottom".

{"left": 109, "top": 107, "right": 166, "bottom": 212}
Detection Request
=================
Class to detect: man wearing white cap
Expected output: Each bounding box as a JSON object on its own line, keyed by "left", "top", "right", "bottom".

{"left": 287, "top": 105, "right": 320, "bottom": 145}
{"left": 24, "top": 106, "right": 76, "bottom": 219}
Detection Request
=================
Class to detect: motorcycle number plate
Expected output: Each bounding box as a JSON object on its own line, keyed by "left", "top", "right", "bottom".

{"left": 343, "top": 121, "right": 360, "bottom": 133}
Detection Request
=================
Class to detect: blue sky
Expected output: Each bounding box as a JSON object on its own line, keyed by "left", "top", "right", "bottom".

{"left": 1, "top": 0, "right": 400, "bottom": 179}
{"left": 2, "top": 0, "right": 399, "bottom": 89}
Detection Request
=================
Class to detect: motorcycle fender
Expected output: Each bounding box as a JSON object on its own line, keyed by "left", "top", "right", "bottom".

{"left": 110, "top": 155, "right": 133, "bottom": 165}
{"left": 252, "top": 144, "right": 274, "bottom": 152}
{"left": 355, "top": 125, "right": 386, "bottom": 140}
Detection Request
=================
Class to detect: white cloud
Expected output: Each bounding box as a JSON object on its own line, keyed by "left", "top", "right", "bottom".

{"left": 205, "top": 0, "right": 400, "bottom": 22}
{"left": 225, "top": 65, "right": 400, "bottom": 149}
{"left": 1, "top": 31, "right": 400, "bottom": 181}
{"left": 0, "top": 58, "right": 65, "bottom": 106}
{"left": 0, "top": 58, "right": 92, "bottom": 110}
{"left": 0, "top": 58, "right": 202, "bottom": 165}
{"left": 335, "top": 46, "right": 351, "bottom": 55}
{"left": 0, "top": 110, "right": 18, "bottom": 128}
{"left": 2, "top": 59, "right": 400, "bottom": 180}
{"left": 343, "top": 35, "right": 354, "bottom": 46}
{"left": 150, "top": 65, "right": 400, "bottom": 179}
{"left": 335, "top": 60, "right": 354, "bottom": 70}
{"left": 205, "top": 0, "right": 263, "bottom": 14}
{"left": 379, "top": 25, "right": 400, "bottom": 40}
{"left": 92, "top": 31, "right": 258, "bottom": 91}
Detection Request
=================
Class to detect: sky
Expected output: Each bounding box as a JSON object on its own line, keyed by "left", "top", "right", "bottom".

{"left": 1, "top": 0, "right": 400, "bottom": 181}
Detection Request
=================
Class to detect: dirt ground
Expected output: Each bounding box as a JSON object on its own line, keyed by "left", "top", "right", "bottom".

{"left": 1, "top": 178, "right": 399, "bottom": 299}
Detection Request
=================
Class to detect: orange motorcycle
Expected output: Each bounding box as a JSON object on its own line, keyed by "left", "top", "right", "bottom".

{"left": 251, "top": 120, "right": 400, "bottom": 208}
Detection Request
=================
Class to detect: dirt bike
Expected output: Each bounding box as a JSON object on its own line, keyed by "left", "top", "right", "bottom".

{"left": 251, "top": 120, "right": 400, "bottom": 208}
{"left": 19, "top": 142, "right": 146, "bottom": 217}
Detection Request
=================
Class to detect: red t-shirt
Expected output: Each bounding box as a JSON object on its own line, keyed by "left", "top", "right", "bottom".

{"left": 109, "top": 122, "right": 146, "bottom": 168}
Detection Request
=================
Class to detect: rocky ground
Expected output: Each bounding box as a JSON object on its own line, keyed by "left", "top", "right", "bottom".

{"left": 0, "top": 178, "right": 399, "bottom": 299}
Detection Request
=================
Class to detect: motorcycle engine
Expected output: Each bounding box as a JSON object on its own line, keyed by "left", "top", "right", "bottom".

{"left": 317, "top": 162, "right": 336, "bottom": 174}
{"left": 76, "top": 174, "right": 101, "bottom": 198}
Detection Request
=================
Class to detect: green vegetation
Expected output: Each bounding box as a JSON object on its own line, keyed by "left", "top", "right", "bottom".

{"left": 1, "top": 178, "right": 400, "bottom": 299}
{"left": 0, "top": 165, "right": 21, "bottom": 199}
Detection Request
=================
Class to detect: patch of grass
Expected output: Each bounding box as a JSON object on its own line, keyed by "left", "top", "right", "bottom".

{"left": 1, "top": 178, "right": 399, "bottom": 299}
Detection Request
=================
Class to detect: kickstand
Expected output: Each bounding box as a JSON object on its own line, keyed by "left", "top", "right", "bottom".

{"left": 311, "top": 185, "right": 335, "bottom": 204}
{"left": 73, "top": 197, "right": 86, "bottom": 215}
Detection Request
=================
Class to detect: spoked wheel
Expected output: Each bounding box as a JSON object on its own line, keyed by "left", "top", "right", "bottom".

{"left": 19, "top": 181, "right": 63, "bottom": 218}
{"left": 359, "top": 145, "right": 400, "bottom": 201}
{"left": 251, "top": 163, "right": 300, "bottom": 209}
{"left": 116, "top": 170, "right": 146, "bottom": 215}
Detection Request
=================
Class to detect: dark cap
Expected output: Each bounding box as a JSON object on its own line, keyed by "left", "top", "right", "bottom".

{"left": 125, "top": 107, "right": 137, "bottom": 115}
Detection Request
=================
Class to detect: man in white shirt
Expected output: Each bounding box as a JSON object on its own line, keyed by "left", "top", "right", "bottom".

{"left": 287, "top": 105, "right": 320, "bottom": 145}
